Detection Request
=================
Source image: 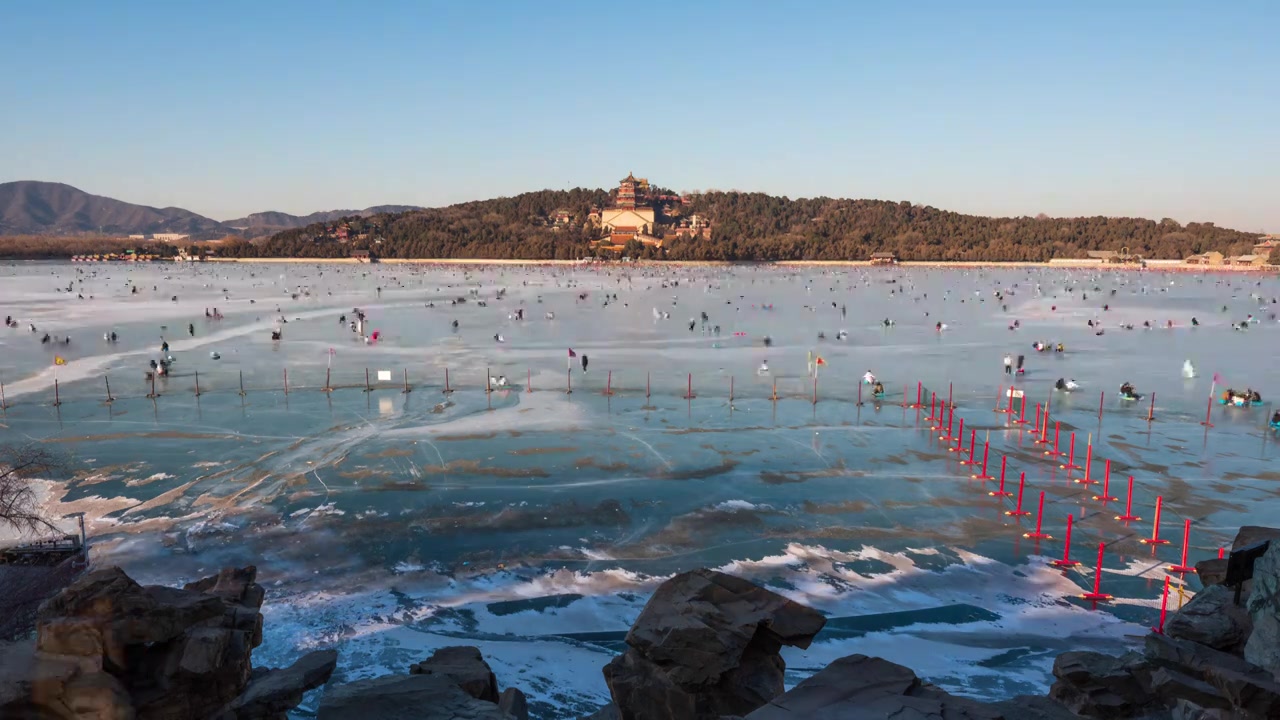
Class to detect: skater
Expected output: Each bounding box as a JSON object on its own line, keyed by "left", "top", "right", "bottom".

{"left": 1003, "top": 354, "right": 1013, "bottom": 375}
{"left": 188, "top": 323, "right": 194, "bottom": 337}
{"left": 581, "top": 354, "right": 589, "bottom": 373}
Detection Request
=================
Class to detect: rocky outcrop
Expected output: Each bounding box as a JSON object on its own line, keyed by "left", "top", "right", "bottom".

{"left": 601, "top": 568, "right": 826, "bottom": 720}
{"left": 1048, "top": 525, "right": 1280, "bottom": 719}
{"left": 745, "top": 653, "right": 1077, "bottom": 719}
{"left": 1244, "top": 538, "right": 1280, "bottom": 676}
{"left": 1165, "top": 585, "right": 1253, "bottom": 653}
{"left": 317, "top": 646, "right": 527, "bottom": 720}
{"left": 1049, "top": 650, "right": 1159, "bottom": 718}
{"left": 410, "top": 645, "right": 499, "bottom": 702}
{"left": 0, "top": 565, "right": 335, "bottom": 720}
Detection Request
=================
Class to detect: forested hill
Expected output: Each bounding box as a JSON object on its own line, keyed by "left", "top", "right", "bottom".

{"left": 675, "top": 193, "right": 1262, "bottom": 261}
{"left": 219, "top": 189, "right": 1263, "bottom": 262}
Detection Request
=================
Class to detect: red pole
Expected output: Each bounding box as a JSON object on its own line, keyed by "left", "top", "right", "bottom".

{"left": 527, "top": 368, "right": 532, "bottom": 393}
{"left": 1201, "top": 393, "right": 1214, "bottom": 427}
{"left": 915, "top": 381, "right": 922, "bottom": 408}
{"left": 973, "top": 440, "right": 993, "bottom": 480}
{"left": 1147, "top": 392, "right": 1156, "bottom": 422}
{"left": 1061, "top": 433, "right": 1081, "bottom": 470}
{"left": 1082, "top": 543, "right": 1112, "bottom": 601}
{"left": 1116, "top": 476, "right": 1140, "bottom": 521}
{"left": 1076, "top": 443, "right": 1096, "bottom": 485}
{"left": 1219, "top": 547, "right": 1225, "bottom": 559}
{"left": 1014, "top": 395, "right": 1028, "bottom": 425}
{"left": 1043, "top": 393, "right": 1052, "bottom": 430}
{"left": 1031, "top": 403, "right": 1041, "bottom": 434}
{"left": 684, "top": 373, "right": 695, "bottom": 400}
{"left": 947, "top": 381, "right": 953, "bottom": 409}
{"left": 950, "top": 417, "right": 965, "bottom": 451}
{"left": 1005, "top": 472, "right": 1030, "bottom": 516}
{"left": 566, "top": 368, "right": 572, "bottom": 394}
{"left": 1168, "top": 519, "right": 1195, "bottom": 573}
{"left": 1098, "top": 390, "right": 1105, "bottom": 419}
{"left": 990, "top": 456, "right": 1012, "bottom": 497}
{"left": 926, "top": 392, "right": 936, "bottom": 422}
{"left": 1045, "top": 422, "right": 1062, "bottom": 457}
{"left": 604, "top": 370, "right": 613, "bottom": 396}
{"left": 1140, "top": 496, "right": 1170, "bottom": 545}
{"left": 1093, "top": 460, "right": 1118, "bottom": 502}
{"left": 1152, "top": 575, "right": 1171, "bottom": 633}
{"left": 1051, "top": 514, "right": 1080, "bottom": 567}
{"left": 961, "top": 428, "right": 976, "bottom": 465}
{"left": 994, "top": 384, "right": 1004, "bottom": 413}
{"left": 1024, "top": 491, "right": 1051, "bottom": 539}
{"left": 444, "top": 367, "right": 452, "bottom": 394}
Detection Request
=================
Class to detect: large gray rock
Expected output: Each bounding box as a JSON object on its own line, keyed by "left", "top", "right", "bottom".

{"left": 1195, "top": 559, "right": 1227, "bottom": 588}
{"left": 1148, "top": 667, "right": 1230, "bottom": 711}
{"left": 498, "top": 687, "right": 529, "bottom": 720}
{"left": 2, "top": 564, "right": 321, "bottom": 720}
{"left": 1244, "top": 539, "right": 1280, "bottom": 677}
{"left": 1200, "top": 665, "right": 1280, "bottom": 718}
{"left": 1231, "top": 526, "right": 1280, "bottom": 552}
{"left": 1049, "top": 650, "right": 1157, "bottom": 719}
{"left": 1143, "top": 632, "right": 1280, "bottom": 717}
{"left": 1166, "top": 584, "right": 1253, "bottom": 653}
{"left": 744, "top": 654, "right": 1076, "bottom": 720}
{"left": 409, "top": 646, "right": 498, "bottom": 702}
{"left": 217, "top": 649, "right": 337, "bottom": 719}
{"left": 1144, "top": 633, "right": 1266, "bottom": 678}
{"left": 602, "top": 569, "right": 825, "bottom": 720}
{"left": 1170, "top": 698, "right": 1232, "bottom": 720}
{"left": 317, "top": 674, "right": 513, "bottom": 720}
{"left": 36, "top": 568, "right": 226, "bottom": 671}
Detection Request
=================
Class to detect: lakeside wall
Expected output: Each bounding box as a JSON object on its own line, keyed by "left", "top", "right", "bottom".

{"left": 191, "top": 257, "right": 1278, "bottom": 272}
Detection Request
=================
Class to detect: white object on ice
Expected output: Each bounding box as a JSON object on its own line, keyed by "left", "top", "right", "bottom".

{"left": 1182, "top": 360, "right": 1196, "bottom": 379}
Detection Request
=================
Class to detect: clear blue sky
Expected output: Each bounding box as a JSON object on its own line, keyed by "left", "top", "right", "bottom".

{"left": 2, "top": 0, "right": 1276, "bottom": 230}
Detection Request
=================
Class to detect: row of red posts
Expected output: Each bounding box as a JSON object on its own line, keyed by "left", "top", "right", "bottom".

{"left": 943, "top": 383, "right": 1202, "bottom": 606}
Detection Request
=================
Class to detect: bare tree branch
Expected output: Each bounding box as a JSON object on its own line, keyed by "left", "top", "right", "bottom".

{"left": 0, "top": 444, "right": 65, "bottom": 537}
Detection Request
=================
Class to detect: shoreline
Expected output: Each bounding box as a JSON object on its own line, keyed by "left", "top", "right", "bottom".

{"left": 185, "top": 257, "right": 1278, "bottom": 272}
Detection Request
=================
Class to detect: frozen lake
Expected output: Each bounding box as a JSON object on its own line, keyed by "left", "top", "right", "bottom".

{"left": 2, "top": 260, "right": 1279, "bottom": 718}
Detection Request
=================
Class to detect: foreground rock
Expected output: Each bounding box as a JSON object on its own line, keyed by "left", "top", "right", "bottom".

{"left": 601, "top": 568, "right": 826, "bottom": 720}
{"left": 318, "top": 646, "right": 528, "bottom": 720}
{"left": 1244, "top": 532, "right": 1280, "bottom": 676}
{"left": 0, "top": 565, "right": 335, "bottom": 720}
{"left": 1165, "top": 585, "right": 1252, "bottom": 654}
{"left": 1049, "top": 525, "right": 1280, "bottom": 719}
{"left": 745, "top": 653, "right": 1077, "bottom": 719}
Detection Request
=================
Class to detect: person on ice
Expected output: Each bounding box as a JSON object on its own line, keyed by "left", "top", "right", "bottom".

{"left": 581, "top": 354, "right": 589, "bottom": 373}
{"left": 1003, "top": 354, "right": 1013, "bottom": 375}
{"left": 862, "top": 370, "right": 876, "bottom": 385}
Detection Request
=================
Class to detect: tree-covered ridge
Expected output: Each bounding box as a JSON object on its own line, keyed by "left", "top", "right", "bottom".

{"left": 673, "top": 193, "right": 1262, "bottom": 262}
{"left": 218, "top": 188, "right": 1263, "bottom": 262}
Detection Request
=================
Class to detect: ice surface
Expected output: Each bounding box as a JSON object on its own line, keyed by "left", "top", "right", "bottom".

{"left": 3, "top": 261, "right": 1279, "bottom": 717}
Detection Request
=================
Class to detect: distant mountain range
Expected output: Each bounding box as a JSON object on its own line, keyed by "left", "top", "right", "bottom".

{"left": 223, "top": 206, "right": 423, "bottom": 234}
{"left": 0, "top": 181, "right": 422, "bottom": 239}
